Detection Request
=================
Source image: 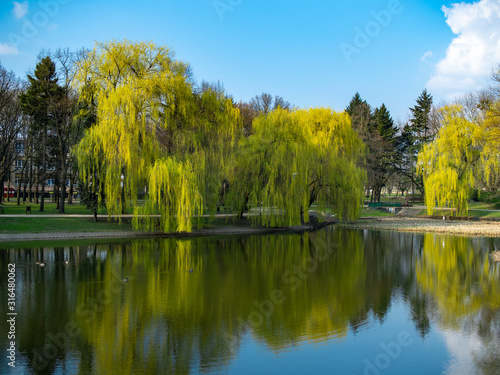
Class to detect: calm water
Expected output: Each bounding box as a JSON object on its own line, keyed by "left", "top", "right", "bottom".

{"left": 0, "top": 227, "right": 499, "bottom": 375}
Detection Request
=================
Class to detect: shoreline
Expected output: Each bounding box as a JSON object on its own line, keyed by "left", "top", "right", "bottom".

{"left": 2, "top": 215, "right": 500, "bottom": 244}
{"left": 0, "top": 220, "right": 335, "bottom": 244}
{"left": 340, "top": 217, "right": 500, "bottom": 237}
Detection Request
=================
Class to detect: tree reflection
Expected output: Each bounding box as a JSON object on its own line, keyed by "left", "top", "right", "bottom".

{"left": 416, "top": 233, "right": 500, "bottom": 373}
{"left": 1, "top": 229, "right": 499, "bottom": 374}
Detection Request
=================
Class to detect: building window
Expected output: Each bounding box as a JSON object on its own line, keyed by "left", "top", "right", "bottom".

{"left": 15, "top": 160, "right": 23, "bottom": 169}
{"left": 15, "top": 142, "right": 24, "bottom": 152}
{"left": 46, "top": 179, "right": 54, "bottom": 187}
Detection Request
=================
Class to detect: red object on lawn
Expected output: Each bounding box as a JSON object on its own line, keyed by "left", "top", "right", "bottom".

{"left": 3, "top": 187, "right": 15, "bottom": 198}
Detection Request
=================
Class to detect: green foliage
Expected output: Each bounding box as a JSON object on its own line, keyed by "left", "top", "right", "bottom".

{"left": 230, "top": 107, "right": 366, "bottom": 225}
{"left": 20, "top": 57, "right": 64, "bottom": 134}
{"left": 346, "top": 93, "right": 373, "bottom": 135}
{"left": 417, "top": 105, "right": 482, "bottom": 216}
{"left": 346, "top": 94, "right": 397, "bottom": 202}
{"left": 374, "top": 103, "right": 397, "bottom": 142}
{"left": 478, "top": 191, "right": 500, "bottom": 208}
{"left": 394, "top": 90, "right": 435, "bottom": 198}
{"left": 74, "top": 40, "right": 239, "bottom": 232}
{"left": 409, "top": 89, "right": 433, "bottom": 145}
{"left": 19, "top": 56, "right": 65, "bottom": 211}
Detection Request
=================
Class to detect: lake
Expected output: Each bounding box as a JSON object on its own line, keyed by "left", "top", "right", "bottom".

{"left": 1, "top": 227, "right": 499, "bottom": 374}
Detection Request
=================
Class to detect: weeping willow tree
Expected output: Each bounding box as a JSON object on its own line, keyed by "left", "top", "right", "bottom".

{"left": 74, "top": 40, "right": 239, "bottom": 232}
{"left": 480, "top": 99, "right": 500, "bottom": 194}
{"left": 229, "top": 107, "right": 365, "bottom": 226}
{"left": 417, "top": 105, "right": 484, "bottom": 216}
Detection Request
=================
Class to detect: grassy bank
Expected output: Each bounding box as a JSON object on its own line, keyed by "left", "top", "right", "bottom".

{"left": 360, "top": 208, "right": 396, "bottom": 217}
{"left": 0, "top": 217, "right": 134, "bottom": 233}
{"left": 1, "top": 201, "right": 499, "bottom": 238}
{"left": 0, "top": 201, "right": 104, "bottom": 215}
{"left": 0, "top": 214, "right": 248, "bottom": 234}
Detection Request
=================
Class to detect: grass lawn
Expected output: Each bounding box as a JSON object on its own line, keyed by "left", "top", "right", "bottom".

{"left": 312, "top": 205, "right": 396, "bottom": 218}
{"left": 415, "top": 207, "right": 500, "bottom": 219}
{"left": 0, "top": 214, "right": 248, "bottom": 234}
{"left": 360, "top": 208, "right": 395, "bottom": 217}
{"left": 0, "top": 201, "right": 104, "bottom": 215}
{"left": 468, "top": 201, "right": 496, "bottom": 210}
{"left": 0, "top": 200, "right": 144, "bottom": 215}
{"left": 0, "top": 217, "right": 133, "bottom": 233}
{"left": 465, "top": 210, "right": 500, "bottom": 218}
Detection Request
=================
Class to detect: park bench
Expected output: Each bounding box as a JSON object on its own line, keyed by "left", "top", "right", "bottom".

{"left": 26, "top": 205, "right": 31, "bottom": 214}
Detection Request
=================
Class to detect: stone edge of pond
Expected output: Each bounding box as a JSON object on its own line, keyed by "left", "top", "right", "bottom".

{"left": 0, "top": 221, "right": 337, "bottom": 244}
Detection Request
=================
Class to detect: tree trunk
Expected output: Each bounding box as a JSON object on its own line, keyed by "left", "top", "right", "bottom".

{"left": 92, "top": 190, "right": 98, "bottom": 222}
{"left": 17, "top": 161, "right": 28, "bottom": 205}
{"left": 59, "top": 162, "right": 67, "bottom": 214}
{"left": 0, "top": 176, "right": 4, "bottom": 205}
{"left": 7, "top": 178, "right": 11, "bottom": 202}
{"left": 28, "top": 161, "right": 33, "bottom": 203}
{"left": 237, "top": 192, "right": 250, "bottom": 219}
{"left": 55, "top": 184, "right": 59, "bottom": 207}
{"left": 39, "top": 127, "right": 48, "bottom": 212}
{"left": 40, "top": 178, "right": 46, "bottom": 211}
{"left": 68, "top": 178, "right": 73, "bottom": 204}
{"left": 16, "top": 183, "right": 21, "bottom": 205}
{"left": 35, "top": 176, "right": 39, "bottom": 204}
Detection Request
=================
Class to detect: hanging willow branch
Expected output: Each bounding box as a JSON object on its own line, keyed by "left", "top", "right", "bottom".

{"left": 74, "top": 40, "right": 239, "bottom": 232}
{"left": 230, "top": 107, "right": 366, "bottom": 226}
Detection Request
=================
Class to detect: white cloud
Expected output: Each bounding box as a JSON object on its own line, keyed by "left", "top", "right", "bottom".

{"left": 12, "top": 1, "right": 28, "bottom": 19}
{"left": 427, "top": 0, "right": 500, "bottom": 98}
{"left": 0, "top": 43, "right": 19, "bottom": 55}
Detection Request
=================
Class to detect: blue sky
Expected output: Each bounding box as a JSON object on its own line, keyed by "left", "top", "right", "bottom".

{"left": 1, "top": 0, "right": 499, "bottom": 121}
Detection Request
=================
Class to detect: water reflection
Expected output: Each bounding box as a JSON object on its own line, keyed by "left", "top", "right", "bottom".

{"left": 0, "top": 228, "right": 499, "bottom": 374}
{"left": 416, "top": 234, "right": 500, "bottom": 375}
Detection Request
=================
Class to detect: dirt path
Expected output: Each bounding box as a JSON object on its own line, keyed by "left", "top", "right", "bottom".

{"left": 340, "top": 217, "right": 500, "bottom": 237}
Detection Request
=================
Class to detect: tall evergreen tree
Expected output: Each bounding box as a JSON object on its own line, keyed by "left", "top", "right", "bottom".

{"left": 20, "top": 57, "right": 64, "bottom": 212}
{"left": 409, "top": 89, "right": 433, "bottom": 147}
{"left": 395, "top": 89, "right": 434, "bottom": 197}
{"left": 371, "top": 103, "right": 398, "bottom": 201}
{"left": 346, "top": 92, "right": 374, "bottom": 136}
{"left": 346, "top": 94, "right": 397, "bottom": 202}
{"left": 374, "top": 104, "right": 397, "bottom": 143}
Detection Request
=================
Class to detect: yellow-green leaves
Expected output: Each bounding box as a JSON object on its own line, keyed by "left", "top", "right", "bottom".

{"left": 75, "top": 40, "right": 364, "bottom": 232}
{"left": 417, "top": 105, "right": 482, "bottom": 216}
{"left": 230, "top": 107, "right": 366, "bottom": 226}
{"left": 75, "top": 40, "right": 239, "bottom": 232}
{"left": 135, "top": 158, "right": 203, "bottom": 233}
